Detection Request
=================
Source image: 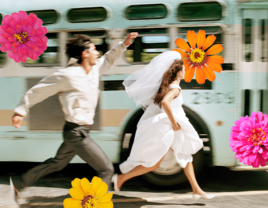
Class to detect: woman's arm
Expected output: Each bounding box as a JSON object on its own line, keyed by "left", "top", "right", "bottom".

{"left": 161, "top": 88, "right": 181, "bottom": 131}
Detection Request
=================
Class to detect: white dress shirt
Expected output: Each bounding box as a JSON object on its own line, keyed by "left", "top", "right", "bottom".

{"left": 14, "top": 42, "right": 127, "bottom": 125}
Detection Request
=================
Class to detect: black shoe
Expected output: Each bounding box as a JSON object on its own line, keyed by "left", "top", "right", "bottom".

{"left": 10, "top": 177, "right": 19, "bottom": 207}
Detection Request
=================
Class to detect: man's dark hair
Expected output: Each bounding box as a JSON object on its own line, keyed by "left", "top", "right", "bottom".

{"left": 65, "top": 34, "right": 92, "bottom": 64}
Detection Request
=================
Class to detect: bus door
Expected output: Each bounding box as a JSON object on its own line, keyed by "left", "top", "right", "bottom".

{"left": 242, "top": 9, "right": 268, "bottom": 116}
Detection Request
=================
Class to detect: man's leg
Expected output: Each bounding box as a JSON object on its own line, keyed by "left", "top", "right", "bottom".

{"left": 12, "top": 141, "right": 75, "bottom": 191}
{"left": 64, "top": 125, "right": 114, "bottom": 191}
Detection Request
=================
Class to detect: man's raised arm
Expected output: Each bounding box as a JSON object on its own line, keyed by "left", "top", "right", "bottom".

{"left": 99, "top": 32, "right": 138, "bottom": 76}
{"left": 12, "top": 70, "right": 67, "bottom": 128}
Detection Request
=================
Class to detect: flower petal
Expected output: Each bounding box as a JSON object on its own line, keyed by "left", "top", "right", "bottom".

{"left": 91, "top": 176, "right": 108, "bottom": 198}
{"left": 97, "top": 192, "right": 113, "bottom": 203}
{"left": 13, "top": 53, "right": 20, "bottom": 63}
{"left": 184, "top": 61, "right": 192, "bottom": 72}
{"left": 175, "top": 38, "right": 191, "bottom": 53}
{"left": 197, "top": 30, "right": 206, "bottom": 49}
{"left": 9, "top": 20, "right": 17, "bottom": 30}
{"left": 26, "top": 41, "right": 36, "bottom": 49}
{"left": 11, "top": 13, "right": 21, "bottom": 23}
{"left": 0, "top": 36, "right": 7, "bottom": 44}
{"left": 33, "top": 18, "right": 43, "bottom": 29}
{"left": 6, "top": 27, "right": 15, "bottom": 35}
{"left": 196, "top": 66, "right": 206, "bottom": 84}
{"left": 21, "top": 55, "right": 27, "bottom": 63}
{"left": 36, "top": 28, "right": 45, "bottom": 36}
{"left": 202, "top": 35, "right": 216, "bottom": 51}
{"left": 2, "top": 15, "right": 12, "bottom": 25}
{"left": 206, "top": 55, "right": 224, "bottom": 64}
{"left": 95, "top": 181, "right": 108, "bottom": 198}
{"left": 21, "top": 19, "right": 29, "bottom": 31}
{"left": 81, "top": 178, "right": 94, "bottom": 196}
{"left": 69, "top": 188, "right": 85, "bottom": 200}
{"left": 21, "top": 44, "right": 28, "bottom": 55}
{"left": 4, "top": 42, "right": 12, "bottom": 50}
{"left": 71, "top": 178, "right": 83, "bottom": 192}
{"left": 206, "top": 44, "right": 223, "bottom": 55}
{"left": 206, "top": 60, "right": 222, "bottom": 73}
{"left": 29, "top": 36, "right": 44, "bottom": 47}
{"left": 18, "top": 11, "right": 28, "bottom": 20}
{"left": 1, "top": 24, "right": 9, "bottom": 33}
{"left": 187, "top": 30, "right": 196, "bottom": 49}
{"left": 184, "top": 67, "right": 195, "bottom": 83}
{"left": 15, "top": 24, "right": 22, "bottom": 33}
{"left": 8, "top": 51, "right": 14, "bottom": 59}
{"left": 8, "top": 36, "right": 15, "bottom": 43}
{"left": 63, "top": 198, "right": 81, "bottom": 208}
{"left": 172, "top": 49, "right": 189, "bottom": 58}
{"left": 203, "top": 65, "right": 216, "bottom": 82}
{"left": 98, "top": 201, "right": 113, "bottom": 208}
{"left": 26, "top": 13, "right": 37, "bottom": 27}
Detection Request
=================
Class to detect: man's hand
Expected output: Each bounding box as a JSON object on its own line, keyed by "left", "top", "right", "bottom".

{"left": 12, "top": 113, "right": 23, "bottom": 129}
{"left": 124, "top": 32, "right": 139, "bottom": 47}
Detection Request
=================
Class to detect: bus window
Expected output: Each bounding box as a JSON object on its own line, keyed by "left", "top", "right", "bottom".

{"left": 125, "top": 28, "right": 169, "bottom": 63}
{"left": 24, "top": 33, "right": 59, "bottom": 66}
{"left": 243, "top": 19, "right": 252, "bottom": 62}
{"left": 26, "top": 10, "right": 58, "bottom": 25}
{"left": 0, "top": 52, "right": 5, "bottom": 66}
{"left": 125, "top": 4, "right": 168, "bottom": 20}
{"left": 260, "top": 19, "right": 266, "bottom": 62}
{"left": 178, "top": 26, "right": 223, "bottom": 57}
{"left": 69, "top": 30, "right": 108, "bottom": 56}
{"left": 178, "top": 2, "right": 222, "bottom": 22}
{"left": 67, "top": 7, "right": 107, "bottom": 23}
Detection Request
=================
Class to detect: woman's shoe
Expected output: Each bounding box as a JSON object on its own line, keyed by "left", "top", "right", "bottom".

{"left": 111, "top": 174, "right": 120, "bottom": 195}
{"left": 193, "top": 194, "right": 214, "bottom": 200}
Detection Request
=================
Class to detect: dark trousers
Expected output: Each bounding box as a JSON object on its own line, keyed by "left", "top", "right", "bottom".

{"left": 12, "top": 121, "right": 114, "bottom": 191}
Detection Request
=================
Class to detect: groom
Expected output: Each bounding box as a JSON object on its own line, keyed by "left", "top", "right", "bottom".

{"left": 10, "top": 32, "right": 138, "bottom": 204}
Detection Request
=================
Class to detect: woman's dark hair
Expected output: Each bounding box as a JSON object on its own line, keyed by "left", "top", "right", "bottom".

{"left": 154, "top": 59, "right": 184, "bottom": 107}
{"left": 65, "top": 34, "right": 92, "bottom": 64}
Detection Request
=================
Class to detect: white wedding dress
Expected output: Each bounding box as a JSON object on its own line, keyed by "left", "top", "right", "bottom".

{"left": 120, "top": 84, "right": 203, "bottom": 173}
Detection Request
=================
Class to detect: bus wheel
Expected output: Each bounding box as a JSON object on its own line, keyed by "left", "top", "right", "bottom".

{"left": 120, "top": 106, "right": 210, "bottom": 186}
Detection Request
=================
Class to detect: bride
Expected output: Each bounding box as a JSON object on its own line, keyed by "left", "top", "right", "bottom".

{"left": 112, "top": 51, "right": 214, "bottom": 200}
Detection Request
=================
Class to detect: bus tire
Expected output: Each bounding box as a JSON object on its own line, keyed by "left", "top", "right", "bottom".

{"left": 120, "top": 106, "right": 211, "bottom": 186}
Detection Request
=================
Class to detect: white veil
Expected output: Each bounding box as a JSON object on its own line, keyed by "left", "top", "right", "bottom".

{"left": 123, "top": 51, "right": 182, "bottom": 109}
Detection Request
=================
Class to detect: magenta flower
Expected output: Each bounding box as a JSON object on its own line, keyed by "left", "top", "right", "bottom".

{"left": 0, "top": 11, "right": 47, "bottom": 63}
{"left": 230, "top": 112, "right": 268, "bottom": 168}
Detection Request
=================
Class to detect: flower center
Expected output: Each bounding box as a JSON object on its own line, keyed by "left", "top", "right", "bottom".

{"left": 249, "top": 128, "right": 267, "bottom": 146}
{"left": 82, "top": 195, "right": 98, "bottom": 208}
{"left": 13, "top": 32, "right": 29, "bottom": 44}
{"left": 189, "top": 48, "right": 206, "bottom": 65}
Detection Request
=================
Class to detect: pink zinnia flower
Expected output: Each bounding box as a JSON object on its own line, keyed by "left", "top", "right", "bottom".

{"left": 230, "top": 112, "right": 268, "bottom": 168}
{"left": 0, "top": 11, "right": 47, "bottom": 63}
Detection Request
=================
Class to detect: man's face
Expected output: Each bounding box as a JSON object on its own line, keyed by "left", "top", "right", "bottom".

{"left": 82, "top": 43, "right": 99, "bottom": 66}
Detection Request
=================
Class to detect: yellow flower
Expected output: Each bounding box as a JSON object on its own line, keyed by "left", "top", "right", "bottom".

{"left": 173, "top": 30, "right": 224, "bottom": 84}
{"left": 63, "top": 177, "right": 113, "bottom": 208}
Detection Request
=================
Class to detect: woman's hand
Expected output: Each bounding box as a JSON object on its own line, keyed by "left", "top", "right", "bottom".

{"left": 172, "top": 122, "right": 181, "bottom": 131}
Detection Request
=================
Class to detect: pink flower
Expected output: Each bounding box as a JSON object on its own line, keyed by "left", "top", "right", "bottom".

{"left": 230, "top": 112, "right": 268, "bottom": 168}
{"left": 0, "top": 11, "right": 47, "bottom": 63}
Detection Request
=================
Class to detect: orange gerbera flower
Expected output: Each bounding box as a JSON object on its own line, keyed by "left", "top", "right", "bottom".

{"left": 172, "top": 30, "right": 224, "bottom": 84}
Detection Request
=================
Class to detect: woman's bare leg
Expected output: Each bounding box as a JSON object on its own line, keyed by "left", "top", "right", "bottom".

{"left": 183, "top": 162, "right": 206, "bottom": 195}
{"left": 117, "top": 156, "right": 165, "bottom": 190}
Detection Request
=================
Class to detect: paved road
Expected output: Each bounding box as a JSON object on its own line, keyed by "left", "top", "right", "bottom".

{"left": 0, "top": 162, "right": 268, "bottom": 208}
